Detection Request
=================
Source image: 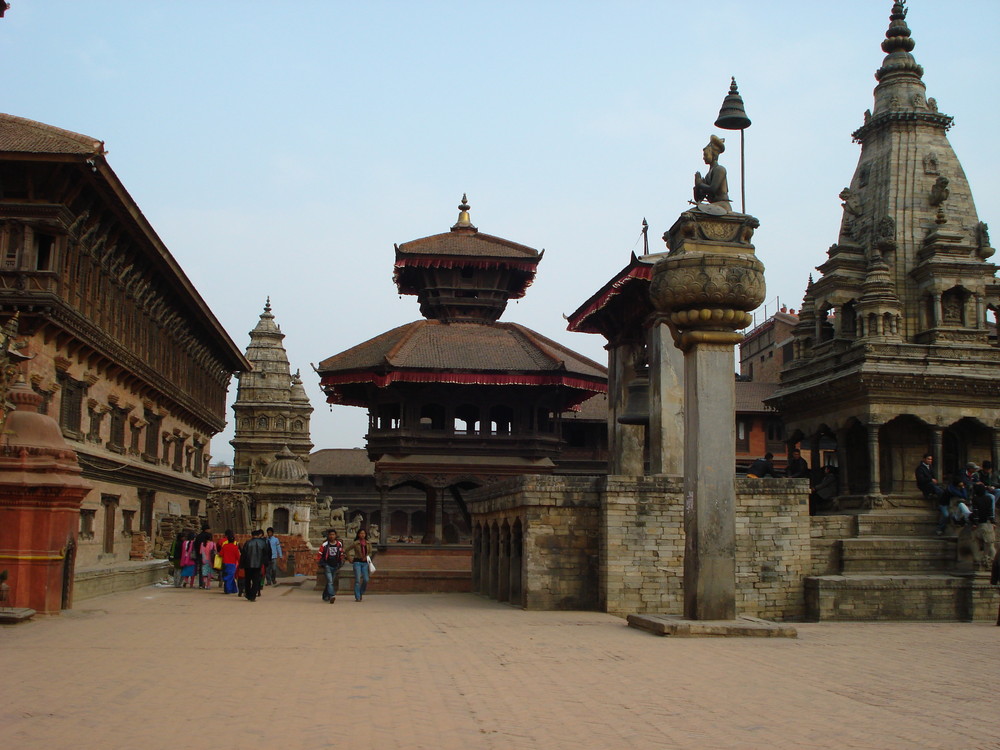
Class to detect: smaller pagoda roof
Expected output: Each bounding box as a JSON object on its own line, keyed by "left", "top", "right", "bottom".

{"left": 308, "top": 448, "right": 374, "bottom": 477}
{"left": 566, "top": 253, "right": 660, "bottom": 335}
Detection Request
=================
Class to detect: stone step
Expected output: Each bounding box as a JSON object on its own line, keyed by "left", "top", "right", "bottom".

{"left": 855, "top": 512, "right": 939, "bottom": 538}
{"left": 804, "top": 574, "right": 998, "bottom": 622}
{"left": 840, "top": 537, "right": 955, "bottom": 573}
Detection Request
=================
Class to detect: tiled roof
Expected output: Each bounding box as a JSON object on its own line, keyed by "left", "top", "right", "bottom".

{"left": 317, "top": 320, "right": 607, "bottom": 380}
{"left": 396, "top": 230, "right": 540, "bottom": 260}
{"left": 735, "top": 380, "right": 779, "bottom": 413}
{"left": 308, "top": 448, "right": 374, "bottom": 476}
{"left": 0, "top": 113, "right": 104, "bottom": 155}
{"left": 563, "top": 392, "right": 608, "bottom": 420}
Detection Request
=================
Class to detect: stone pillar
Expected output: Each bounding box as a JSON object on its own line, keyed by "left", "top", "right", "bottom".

{"left": 991, "top": 428, "right": 1000, "bottom": 474}
{"left": 648, "top": 323, "right": 684, "bottom": 475}
{"left": 0, "top": 382, "right": 92, "bottom": 614}
{"left": 932, "top": 426, "right": 944, "bottom": 474}
{"left": 378, "top": 485, "right": 389, "bottom": 549}
{"left": 608, "top": 340, "right": 645, "bottom": 475}
{"left": 422, "top": 486, "right": 439, "bottom": 544}
{"left": 835, "top": 427, "right": 851, "bottom": 492}
{"left": 866, "top": 422, "right": 882, "bottom": 495}
{"left": 932, "top": 293, "right": 943, "bottom": 327}
{"left": 649, "top": 208, "right": 765, "bottom": 621}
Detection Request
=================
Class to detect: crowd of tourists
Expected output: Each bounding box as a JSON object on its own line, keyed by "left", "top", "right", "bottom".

{"left": 166, "top": 524, "right": 376, "bottom": 604}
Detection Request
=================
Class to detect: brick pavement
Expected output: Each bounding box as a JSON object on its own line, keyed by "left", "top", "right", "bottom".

{"left": 2, "top": 585, "right": 998, "bottom": 750}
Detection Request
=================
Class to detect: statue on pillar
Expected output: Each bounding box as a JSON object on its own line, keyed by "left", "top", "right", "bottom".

{"left": 693, "top": 135, "right": 732, "bottom": 213}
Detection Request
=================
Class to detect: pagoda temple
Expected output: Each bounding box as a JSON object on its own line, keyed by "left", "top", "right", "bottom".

{"left": 770, "top": 1, "right": 1000, "bottom": 502}
{"left": 316, "top": 197, "right": 607, "bottom": 543}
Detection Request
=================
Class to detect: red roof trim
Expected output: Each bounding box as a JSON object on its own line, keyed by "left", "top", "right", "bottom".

{"left": 566, "top": 263, "right": 653, "bottom": 333}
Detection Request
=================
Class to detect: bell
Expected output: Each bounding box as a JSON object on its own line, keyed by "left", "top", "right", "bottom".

{"left": 714, "top": 77, "right": 751, "bottom": 131}
{"left": 617, "top": 365, "right": 650, "bottom": 425}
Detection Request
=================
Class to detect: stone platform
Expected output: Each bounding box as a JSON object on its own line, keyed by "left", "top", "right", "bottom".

{"left": 627, "top": 613, "right": 798, "bottom": 637}
{"left": 0, "top": 606, "right": 36, "bottom": 623}
{"left": 310, "top": 546, "right": 472, "bottom": 594}
{"left": 74, "top": 559, "right": 171, "bottom": 602}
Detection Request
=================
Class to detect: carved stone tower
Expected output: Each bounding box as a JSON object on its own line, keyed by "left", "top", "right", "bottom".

{"left": 771, "top": 1, "right": 1000, "bottom": 502}
{"left": 231, "top": 300, "right": 314, "bottom": 485}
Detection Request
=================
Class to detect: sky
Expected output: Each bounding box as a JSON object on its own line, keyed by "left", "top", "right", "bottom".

{"left": 2, "top": 1, "right": 998, "bottom": 463}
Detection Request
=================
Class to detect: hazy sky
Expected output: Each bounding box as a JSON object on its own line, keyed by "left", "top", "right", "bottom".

{"left": 3, "top": 1, "right": 997, "bottom": 463}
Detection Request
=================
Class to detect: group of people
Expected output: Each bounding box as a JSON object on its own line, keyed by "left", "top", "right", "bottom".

{"left": 167, "top": 525, "right": 285, "bottom": 602}
{"left": 316, "top": 528, "right": 376, "bottom": 603}
{"left": 745, "top": 450, "right": 839, "bottom": 515}
{"left": 169, "top": 524, "right": 377, "bottom": 605}
{"left": 915, "top": 454, "right": 997, "bottom": 565}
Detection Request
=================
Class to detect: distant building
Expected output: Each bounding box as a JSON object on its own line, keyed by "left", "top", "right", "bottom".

{"left": 738, "top": 309, "right": 798, "bottom": 382}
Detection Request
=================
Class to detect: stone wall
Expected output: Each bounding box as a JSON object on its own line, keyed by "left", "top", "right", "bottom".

{"left": 602, "top": 475, "right": 684, "bottom": 616}
{"left": 468, "top": 475, "right": 601, "bottom": 611}
{"left": 470, "top": 474, "right": 811, "bottom": 620}
{"left": 734, "top": 478, "right": 811, "bottom": 621}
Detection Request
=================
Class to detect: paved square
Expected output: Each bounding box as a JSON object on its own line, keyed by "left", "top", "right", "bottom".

{"left": 2, "top": 585, "right": 997, "bottom": 749}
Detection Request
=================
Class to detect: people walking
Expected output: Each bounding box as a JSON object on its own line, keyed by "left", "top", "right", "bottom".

{"left": 318, "top": 528, "right": 345, "bottom": 603}
{"left": 344, "top": 528, "right": 375, "bottom": 602}
{"left": 194, "top": 524, "right": 213, "bottom": 589}
{"left": 219, "top": 530, "right": 241, "bottom": 595}
{"left": 168, "top": 531, "right": 185, "bottom": 587}
{"left": 241, "top": 529, "right": 270, "bottom": 603}
{"left": 199, "top": 533, "right": 218, "bottom": 590}
{"left": 179, "top": 531, "right": 197, "bottom": 588}
{"left": 265, "top": 527, "right": 283, "bottom": 586}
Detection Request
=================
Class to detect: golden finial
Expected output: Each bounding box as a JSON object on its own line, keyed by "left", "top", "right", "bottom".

{"left": 451, "top": 193, "right": 477, "bottom": 232}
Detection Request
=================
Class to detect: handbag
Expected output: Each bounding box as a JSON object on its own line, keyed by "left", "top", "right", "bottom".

{"left": 367, "top": 555, "right": 376, "bottom": 574}
{"left": 213, "top": 553, "right": 223, "bottom": 570}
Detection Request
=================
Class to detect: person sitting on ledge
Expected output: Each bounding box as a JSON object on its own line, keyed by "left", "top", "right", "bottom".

{"left": 746, "top": 452, "right": 775, "bottom": 478}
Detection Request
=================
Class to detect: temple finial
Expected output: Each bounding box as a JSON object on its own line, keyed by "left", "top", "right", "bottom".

{"left": 876, "top": 0, "right": 922, "bottom": 82}
{"left": 264, "top": 297, "right": 272, "bottom": 314}
{"left": 451, "top": 193, "right": 477, "bottom": 232}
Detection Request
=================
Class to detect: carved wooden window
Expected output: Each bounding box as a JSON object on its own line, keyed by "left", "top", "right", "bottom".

{"left": 173, "top": 436, "right": 186, "bottom": 471}
{"left": 34, "top": 232, "right": 55, "bottom": 271}
{"left": 419, "top": 403, "right": 446, "bottom": 431}
{"left": 736, "top": 418, "right": 750, "bottom": 452}
{"left": 79, "top": 508, "right": 96, "bottom": 540}
{"left": 121, "top": 509, "right": 135, "bottom": 537}
{"left": 144, "top": 411, "right": 162, "bottom": 460}
{"left": 101, "top": 495, "right": 118, "bottom": 554}
{"left": 57, "top": 372, "right": 86, "bottom": 439}
{"left": 193, "top": 440, "right": 205, "bottom": 477}
{"left": 108, "top": 406, "right": 127, "bottom": 452}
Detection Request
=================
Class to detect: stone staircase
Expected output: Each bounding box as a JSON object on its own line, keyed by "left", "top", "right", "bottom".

{"left": 804, "top": 501, "right": 998, "bottom": 621}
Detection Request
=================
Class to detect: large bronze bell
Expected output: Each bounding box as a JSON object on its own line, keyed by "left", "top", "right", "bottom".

{"left": 617, "top": 364, "right": 650, "bottom": 425}
{"left": 714, "top": 77, "right": 751, "bottom": 131}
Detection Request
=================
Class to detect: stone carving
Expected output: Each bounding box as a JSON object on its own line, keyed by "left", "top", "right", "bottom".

{"left": 347, "top": 511, "right": 364, "bottom": 538}
{"left": 368, "top": 523, "right": 380, "bottom": 544}
{"left": 911, "top": 93, "right": 924, "bottom": 108}
{"left": 976, "top": 221, "right": 994, "bottom": 260}
{"left": 692, "top": 135, "right": 731, "bottom": 212}
{"left": 923, "top": 151, "right": 939, "bottom": 175}
{"left": 889, "top": 95, "right": 900, "bottom": 110}
{"left": 927, "top": 97, "right": 938, "bottom": 112}
{"left": 929, "top": 176, "right": 949, "bottom": 206}
{"left": 875, "top": 215, "right": 896, "bottom": 252}
{"left": 863, "top": 109, "right": 871, "bottom": 124}
{"left": 840, "top": 188, "right": 863, "bottom": 239}
{"left": 858, "top": 163, "right": 871, "bottom": 187}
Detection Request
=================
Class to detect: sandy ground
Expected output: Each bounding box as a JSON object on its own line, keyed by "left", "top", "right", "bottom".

{"left": 2, "top": 584, "right": 998, "bottom": 750}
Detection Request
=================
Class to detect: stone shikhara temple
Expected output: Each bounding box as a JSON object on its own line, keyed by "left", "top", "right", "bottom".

{"left": 469, "top": 1, "right": 998, "bottom": 621}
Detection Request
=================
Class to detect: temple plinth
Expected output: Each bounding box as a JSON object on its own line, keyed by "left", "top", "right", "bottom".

{"left": 650, "top": 208, "right": 765, "bottom": 620}
{"left": 0, "top": 381, "right": 92, "bottom": 614}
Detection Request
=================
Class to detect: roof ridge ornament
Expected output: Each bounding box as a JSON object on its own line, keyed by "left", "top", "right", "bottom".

{"left": 451, "top": 193, "right": 478, "bottom": 233}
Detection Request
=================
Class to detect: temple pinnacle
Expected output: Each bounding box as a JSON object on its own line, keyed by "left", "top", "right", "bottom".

{"left": 451, "top": 193, "right": 477, "bottom": 232}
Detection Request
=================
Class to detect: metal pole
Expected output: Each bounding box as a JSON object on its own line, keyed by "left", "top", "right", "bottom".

{"left": 740, "top": 128, "right": 746, "bottom": 213}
